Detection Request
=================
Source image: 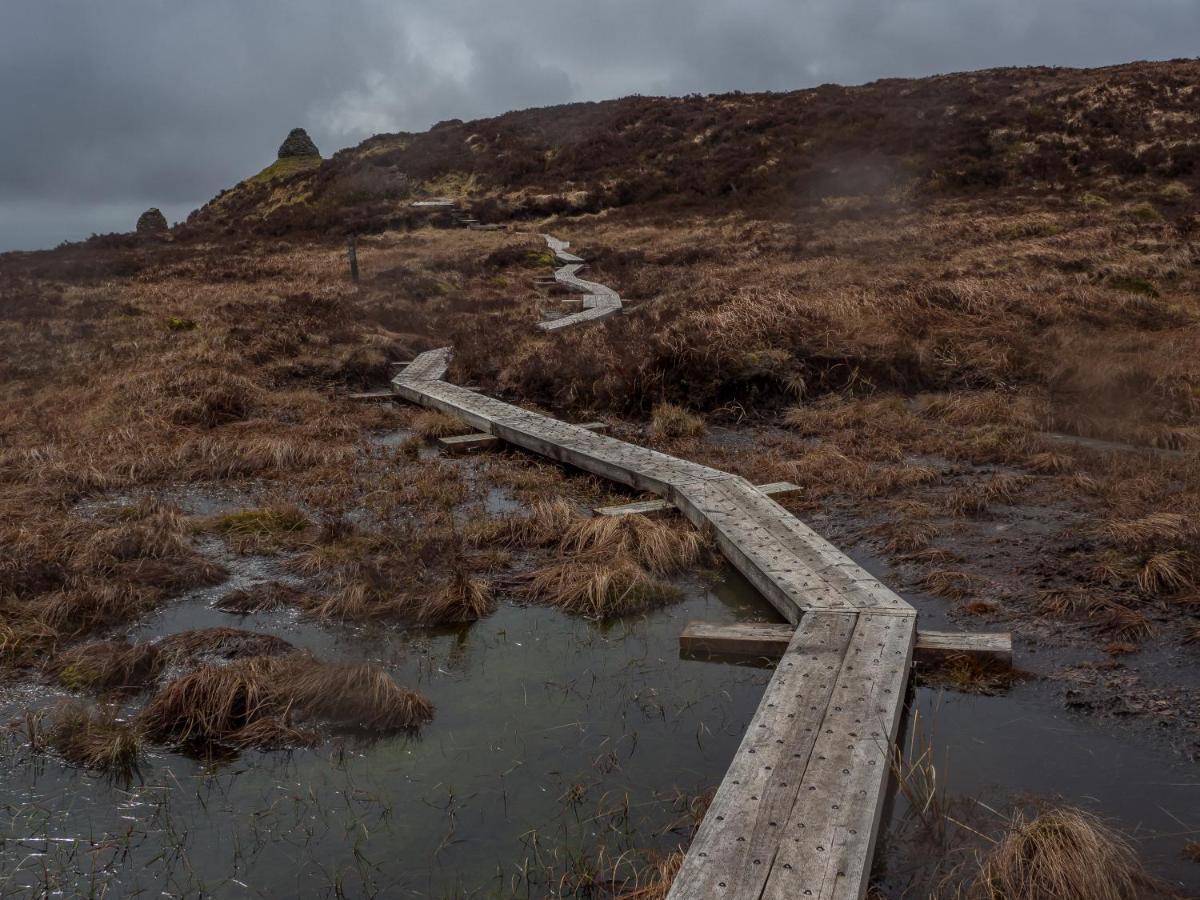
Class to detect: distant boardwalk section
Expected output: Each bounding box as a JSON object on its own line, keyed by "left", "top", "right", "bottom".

{"left": 538, "top": 234, "right": 623, "bottom": 331}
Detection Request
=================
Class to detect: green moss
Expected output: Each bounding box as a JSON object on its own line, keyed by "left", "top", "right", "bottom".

{"left": 214, "top": 507, "right": 309, "bottom": 536}
{"left": 247, "top": 155, "right": 322, "bottom": 186}
{"left": 1079, "top": 192, "right": 1109, "bottom": 207}
{"left": 1125, "top": 202, "right": 1162, "bottom": 223}
{"left": 166, "top": 316, "right": 196, "bottom": 332}
{"left": 1108, "top": 275, "right": 1159, "bottom": 297}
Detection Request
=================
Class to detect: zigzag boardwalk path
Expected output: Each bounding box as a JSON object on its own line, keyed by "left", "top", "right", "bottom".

{"left": 392, "top": 234, "right": 923, "bottom": 899}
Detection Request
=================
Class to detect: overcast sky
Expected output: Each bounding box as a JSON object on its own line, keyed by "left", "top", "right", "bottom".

{"left": 1, "top": 1, "right": 1197, "bottom": 252}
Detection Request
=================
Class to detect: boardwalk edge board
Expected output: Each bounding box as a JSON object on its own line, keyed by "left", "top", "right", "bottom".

{"left": 391, "top": 234, "right": 941, "bottom": 900}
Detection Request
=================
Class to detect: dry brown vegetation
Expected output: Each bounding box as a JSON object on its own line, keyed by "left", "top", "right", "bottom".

{"left": 139, "top": 655, "right": 433, "bottom": 750}
{"left": 49, "top": 702, "right": 144, "bottom": 778}
{"left": 968, "top": 806, "right": 1176, "bottom": 900}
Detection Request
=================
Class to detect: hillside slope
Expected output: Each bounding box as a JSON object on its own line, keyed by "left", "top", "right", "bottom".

{"left": 186, "top": 58, "right": 1200, "bottom": 236}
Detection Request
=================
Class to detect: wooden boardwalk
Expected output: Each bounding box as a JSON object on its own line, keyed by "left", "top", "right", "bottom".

{"left": 393, "top": 345, "right": 918, "bottom": 899}
{"left": 537, "top": 234, "right": 623, "bottom": 330}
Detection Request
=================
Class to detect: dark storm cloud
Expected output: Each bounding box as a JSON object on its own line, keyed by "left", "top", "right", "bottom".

{"left": 1, "top": 0, "right": 1196, "bottom": 250}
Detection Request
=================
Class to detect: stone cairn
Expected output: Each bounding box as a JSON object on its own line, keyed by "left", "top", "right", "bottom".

{"left": 278, "top": 127, "right": 320, "bottom": 159}
{"left": 136, "top": 208, "right": 168, "bottom": 234}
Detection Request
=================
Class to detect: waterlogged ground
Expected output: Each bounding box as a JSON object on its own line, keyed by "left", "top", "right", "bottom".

{"left": 0, "top": 562, "right": 775, "bottom": 897}
{"left": 1, "top": 479, "right": 1198, "bottom": 896}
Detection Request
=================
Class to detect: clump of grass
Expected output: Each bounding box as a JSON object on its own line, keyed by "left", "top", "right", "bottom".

{"left": 878, "top": 520, "right": 940, "bottom": 554}
{"left": 1102, "top": 513, "right": 1190, "bottom": 550}
{"left": 1037, "top": 587, "right": 1100, "bottom": 617}
{"left": 157, "top": 627, "right": 295, "bottom": 662}
{"left": 287, "top": 661, "right": 434, "bottom": 731}
{"left": 924, "top": 569, "right": 975, "bottom": 600}
{"left": 969, "top": 806, "right": 1172, "bottom": 899}
{"left": 50, "top": 702, "right": 144, "bottom": 778}
{"left": 1137, "top": 551, "right": 1192, "bottom": 594}
{"left": 37, "top": 584, "right": 163, "bottom": 639}
{"left": 411, "top": 410, "right": 470, "bottom": 439}
{"left": 216, "top": 581, "right": 307, "bottom": 614}
{"left": 559, "top": 515, "right": 706, "bottom": 575}
{"left": 1026, "top": 451, "right": 1075, "bottom": 474}
{"left": 49, "top": 640, "right": 164, "bottom": 692}
{"left": 516, "top": 511, "right": 705, "bottom": 617}
{"left": 522, "top": 557, "right": 680, "bottom": 617}
{"left": 212, "top": 505, "right": 310, "bottom": 537}
{"left": 485, "top": 497, "right": 579, "bottom": 547}
{"left": 139, "top": 656, "right": 281, "bottom": 746}
{"left": 916, "top": 655, "right": 1020, "bottom": 695}
{"left": 1095, "top": 604, "right": 1154, "bottom": 642}
{"left": 649, "top": 403, "right": 705, "bottom": 441}
{"left": 139, "top": 655, "right": 432, "bottom": 750}
{"left": 616, "top": 851, "right": 684, "bottom": 899}
{"left": 944, "top": 474, "right": 1030, "bottom": 516}
{"left": 415, "top": 572, "right": 495, "bottom": 624}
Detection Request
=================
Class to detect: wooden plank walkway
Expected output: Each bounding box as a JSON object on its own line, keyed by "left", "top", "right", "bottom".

{"left": 537, "top": 234, "right": 622, "bottom": 330}
{"left": 393, "top": 346, "right": 919, "bottom": 899}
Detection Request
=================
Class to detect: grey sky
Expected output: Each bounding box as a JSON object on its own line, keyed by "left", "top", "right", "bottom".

{"left": 1, "top": 0, "right": 1196, "bottom": 251}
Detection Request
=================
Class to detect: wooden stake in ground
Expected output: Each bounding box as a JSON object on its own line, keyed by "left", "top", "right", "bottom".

{"left": 347, "top": 235, "right": 359, "bottom": 284}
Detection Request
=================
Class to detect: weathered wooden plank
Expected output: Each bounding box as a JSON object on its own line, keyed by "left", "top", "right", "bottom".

{"left": 594, "top": 481, "right": 802, "bottom": 517}
{"left": 438, "top": 432, "right": 501, "bottom": 453}
{"left": 912, "top": 629, "right": 1012, "bottom": 666}
{"left": 680, "top": 620, "right": 1012, "bottom": 667}
{"left": 760, "top": 613, "right": 916, "bottom": 900}
{"left": 346, "top": 391, "right": 396, "bottom": 401}
{"left": 666, "top": 612, "right": 857, "bottom": 900}
{"left": 437, "top": 421, "right": 608, "bottom": 454}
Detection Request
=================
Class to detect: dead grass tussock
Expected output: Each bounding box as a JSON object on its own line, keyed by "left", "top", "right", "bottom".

{"left": 1137, "top": 550, "right": 1193, "bottom": 594}
{"left": 969, "top": 806, "right": 1175, "bottom": 900}
{"left": 176, "top": 435, "right": 353, "bottom": 479}
{"left": 921, "top": 391, "right": 1046, "bottom": 431}
{"left": 616, "top": 851, "right": 684, "bottom": 900}
{"left": 37, "top": 583, "right": 162, "bottom": 638}
{"left": 559, "top": 515, "right": 706, "bottom": 576}
{"left": 415, "top": 572, "right": 495, "bottom": 624}
{"left": 522, "top": 556, "right": 680, "bottom": 618}
{"left": 943, "top": 473, "right": 1030, "bottom": 516}
{"left": 139, "top": 655, "right": 432, "bottom": 749}
{"left": 49, "top": 640, "right": 163, "bottom": 692}
{"left": 211, "top": 505, "right": 310, "bottom": 537}
{"left": 1102, "top": 513, "right": 1192, "bottom": 550}
{"left": 649, "top": 403, "right": 705, "bottom": 441}
{"left": 879, "top": 520, "right": 941, "bottom": 554}
{"left": 50, "top": 702, "right": 144, "bottom": 777}
{"left": 156, "top": 627, "right": 295, "bottom": 662}
{"left": 1095, "top": 603, "right": 1155, "bottom": 642}
{"left": 1037, "top": 588, "right": 1100, "bottom": 617}
{"left": 924, "top": 569, "right": 976, "bottom": 600}
{"left": 917, "top": 655, "right": 1021, "bottom": 695}
{"left": 216, "top": 581, "right": 307, "bottom": 614}
{"left": 411, "top": 410, "right": 470, "bottom": 438}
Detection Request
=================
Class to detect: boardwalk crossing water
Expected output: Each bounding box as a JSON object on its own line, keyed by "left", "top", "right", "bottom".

{"left": 392, "top": 235, "right": 922, "bottom": 899}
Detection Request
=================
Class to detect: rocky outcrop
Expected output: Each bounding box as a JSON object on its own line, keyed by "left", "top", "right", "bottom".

{"left": 136, "top": 208, "right": 168, "bottom": 233}
{"left": 278, "top": 128, "right": 319, "bottom": 159}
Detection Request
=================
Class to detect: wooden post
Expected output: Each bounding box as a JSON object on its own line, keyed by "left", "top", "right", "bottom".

{"left": 347, "top": 235, "right": 359, "bottom": 283}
